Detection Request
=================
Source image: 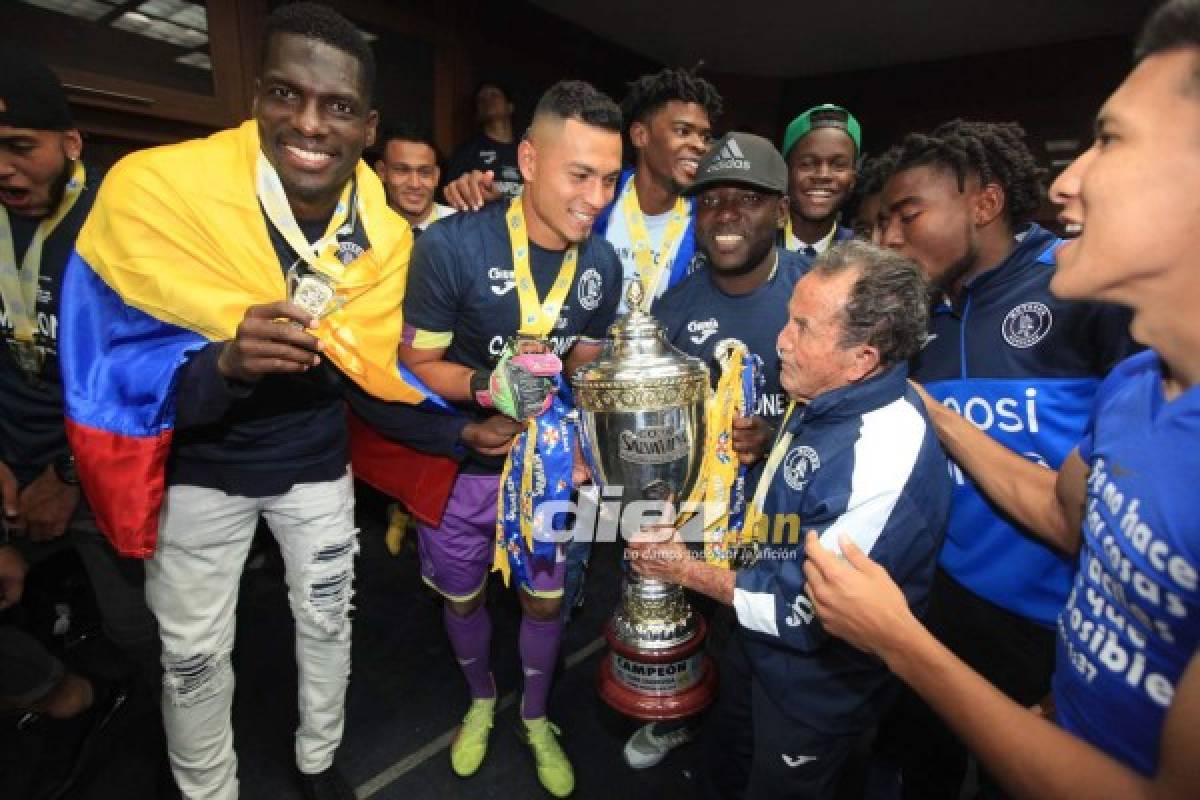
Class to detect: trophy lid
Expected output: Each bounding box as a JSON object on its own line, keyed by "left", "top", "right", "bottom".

{"left": 572, "top": 282, "right": 709, "bottom": 411}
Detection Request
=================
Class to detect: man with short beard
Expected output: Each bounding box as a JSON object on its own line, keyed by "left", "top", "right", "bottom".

{"left": 619, "top": 131, "right": 808, "bottom": 770}
{"left": 780, "top": 104, "right": 861, "bottom": 259}
{"left": 398, "top": 80, "right": 624, "bottom": 798}
{"left": 875, "top": 119, "right": 1137, "bottom": 799}
{"left": 442, "top": 67, "right": 724, "bottom": 619}
{"left": 0, "top": 46, "right": 165, "bottom": 798}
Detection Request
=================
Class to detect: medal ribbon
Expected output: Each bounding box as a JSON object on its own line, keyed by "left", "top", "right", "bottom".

{"left": 0, "top": 160, "right": 86, "bottom": 345}
{"left": 494, "top": 378, "right": 576, "bottom": 588}
{"left": 722, "top": 351, "right": 762, "bottom": 554}
{"left": 740, "top": 402, "right": 798, "bottom": 550}
{"left": 255, "top": 151, "right": 355, "bottom": 280}
{"left": 675, "top": 341, "right": 756, "bottom": 567}
{"left": 506, "top": 197, "right": 578, "bottom": 337}
{"left": 618, "top": 179, "right": 688, "bottom": 311}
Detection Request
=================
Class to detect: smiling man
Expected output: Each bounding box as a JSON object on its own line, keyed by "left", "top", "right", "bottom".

{"left": 375, "top": 123, "right": 454, "bottom": 235}
{"left": 443, "top": 66, "right": 722, "bottom": 311}
{"left": 398, "top": 80, "right": 624, "bottom": 798}
{"left": 876, "top": 119, "right": 1136, "bottom": 800}
{"left": 621, "top": 132, "right": 809, "bottom": 770}
{"left": 55, "top": 4, "right": 438, "bottom": 799}
{"left": 780, "top": 104, "right": 861, "bottom": 260}
{"left": 803, "top": 4, "right": 1200, "bottom": 797}
{"left": 597, "top": 66, "right": 723, "bottom": 312}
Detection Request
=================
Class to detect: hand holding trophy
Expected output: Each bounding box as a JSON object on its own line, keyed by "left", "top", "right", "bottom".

{"left": 572, "top": 282, "right": 719, "bottom": 720}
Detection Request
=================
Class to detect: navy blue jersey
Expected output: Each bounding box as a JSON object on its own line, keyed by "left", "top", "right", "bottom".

{"left": 444, "top": 134, "right": 522, "bottom": 200}
{"left": 732, "top": 363, "right": 951, "bottom": 733}
{"left": 911, "top": 224, "right": 1137, "bottom": 626}
{"left": 0, "top": 167, "right": 97, "bottom": 485}
{"left": 403, "top": 200, "right": 622, "bottom": 371}
{"left": 1053, "top": 351, "right": 1200, "bottom": 776}
{"left": 167, "top": 201, "right": 375, "bottom": 495}
{"left": 653, "top": 247, "right": 808, "bottom": 425}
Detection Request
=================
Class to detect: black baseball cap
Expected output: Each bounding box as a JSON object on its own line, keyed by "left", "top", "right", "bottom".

{"left": 0, "top": 47, "right": 73, "bottom": 131}
{"left": 684, "top": 132, "right": 788, "bottom": 196}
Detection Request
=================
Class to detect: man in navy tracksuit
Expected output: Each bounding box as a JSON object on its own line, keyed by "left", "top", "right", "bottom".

{"left": 630, "top": 241, "right": 951, "bottom": 799}
{"left": 879, "top": 119, "right": 1137, "bottom": 798}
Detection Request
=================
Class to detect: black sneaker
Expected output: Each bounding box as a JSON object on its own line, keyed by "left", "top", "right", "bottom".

{"left": 298, "top": 765, "right": 356, "bottom": 800}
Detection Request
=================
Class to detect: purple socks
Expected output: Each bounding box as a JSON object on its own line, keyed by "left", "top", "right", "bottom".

{"left": 443, "top": 603, "right": 563, "bottom": 717}
{"left": 443, "top": 604, "right": 495, "bottom": 699}
{"left": 518, "top": 614, "right": 563, "bottom": 720}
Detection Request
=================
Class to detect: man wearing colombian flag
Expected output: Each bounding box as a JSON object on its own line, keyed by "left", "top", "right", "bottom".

{"left": 57, "top": 4, "right": 519, "bottom": 799}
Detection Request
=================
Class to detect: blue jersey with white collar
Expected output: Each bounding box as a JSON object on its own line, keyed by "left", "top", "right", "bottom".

{"left": 1054, "top": 350, "right": 1200, "bottom": 776}
{"left": 911, "top": 224, "right": 1137, "bottom": 626}
{"left": 732, "top": 363, "right": 951, "bottom": 733}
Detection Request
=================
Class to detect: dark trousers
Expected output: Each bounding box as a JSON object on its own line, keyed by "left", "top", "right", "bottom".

{"left": 13, "top": 505, "right": 161, "bottom": 693}
{"left": 877, "top": 569, "right": 1057, "bottom": 799}
{"left": 697, "top": 631, "right": 858, "bottom": 800}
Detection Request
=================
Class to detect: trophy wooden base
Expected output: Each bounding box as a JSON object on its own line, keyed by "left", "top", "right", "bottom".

{"left": 596, "top": 615, "right": 718, "bottom": 721}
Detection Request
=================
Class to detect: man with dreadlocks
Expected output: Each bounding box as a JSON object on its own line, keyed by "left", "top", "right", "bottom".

{"left": 848, "top": 147, "right": 899, "bottom": 243}
{"left": 875, "top": 119, "right": 1138, "bottom": 799}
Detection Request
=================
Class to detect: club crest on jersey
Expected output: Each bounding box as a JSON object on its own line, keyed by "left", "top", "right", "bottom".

{"left": 336, "top": 241, "right": 364, "bottom": 265}
{"left": 782, "top": 445, "right": 820, "bottom": 491}
{"left": 1002, "top": 302, "right": 1053, "bottom": 348}
{"left": 577, "top": 267, "right": 603, "bottom": 311}
{"left": 688, "top": 318, "right": 719, "bottom": 345}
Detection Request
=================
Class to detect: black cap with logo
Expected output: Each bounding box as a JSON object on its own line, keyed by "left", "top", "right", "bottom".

{"left": 684, "top": 132, "right": 788, "bottom": 197}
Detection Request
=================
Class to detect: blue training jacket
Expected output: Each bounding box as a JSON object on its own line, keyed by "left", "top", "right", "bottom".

{"left": 733, "top": 363, "right": 952, "bottom": 734}
{"left": 910, "top": 224, "right": 1137, "bottom": 626}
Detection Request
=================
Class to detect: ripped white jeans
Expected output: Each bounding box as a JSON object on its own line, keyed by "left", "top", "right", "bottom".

{"left": 145, "top": 471, "right": 358, "bottom": 800}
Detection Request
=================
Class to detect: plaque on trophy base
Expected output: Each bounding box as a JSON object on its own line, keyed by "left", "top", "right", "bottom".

{"left": 573, "top": 282, "right": 718, "bottom": 722}
{"left": 596, "top": 573, "right": 718, "bottom": 720}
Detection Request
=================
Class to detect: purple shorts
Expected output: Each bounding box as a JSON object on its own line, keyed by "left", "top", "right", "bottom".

{"left": 416, "top": 472, "right": 566, "bottom": 599}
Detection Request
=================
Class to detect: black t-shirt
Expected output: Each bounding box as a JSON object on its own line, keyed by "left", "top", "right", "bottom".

{"left": 444, "top": 134, "right": 522, "bottom": 200}
{"left": 0, "top": 172, "right": 97, "bottom": 486}
{"left": 654, "top": 248, "right": 808, "bottom": 425}
{"left": 654, "top": 248, "right": 809, "bottom": 493}
{"left": 403, "top": 201, "right": 622, "bottom": 470}
{"left": 167, "top": 206, "right": 369, "bottom": 495}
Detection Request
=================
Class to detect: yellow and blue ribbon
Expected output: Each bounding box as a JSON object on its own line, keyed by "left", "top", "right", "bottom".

{"left": 494, "top": 378, "right": 576, "bottom": 588}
